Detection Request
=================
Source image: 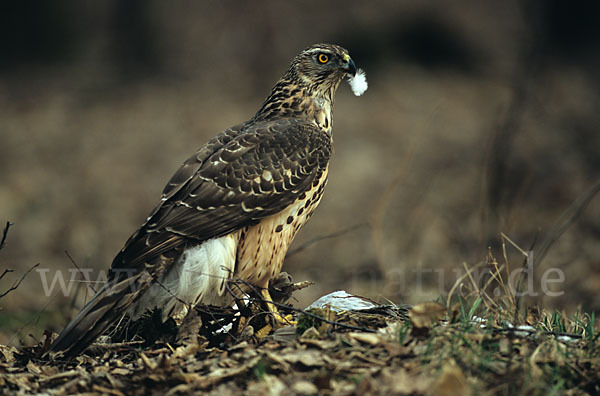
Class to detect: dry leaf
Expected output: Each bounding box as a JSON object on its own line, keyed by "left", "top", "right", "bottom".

{"left": 291, "top": 380, "right": 319, "bottom": 395}
{"left": 111, "top": 367, "right": 131, "bottom": 376}
{"left": 264, "top": 350, "right": 291, "bottom": 373}
{"left": 525, "top": 306, "right": 540, "bottom": 326}
{"left": 0, "top": 290, "right": 596, "bottom": 395}
{"left": 39, "top": 369, "right": 81, "bottom": 384}
{"left": 140, "top": 352, "right": 157, "bottom": 370}
{"left": 299, "top": 326, "right": 322, "bottom": 339}
{"left": 165, "top": 383, "right": 193, "bottom": 396}
{"left": 0, "top": 345, "right": 18, "bottom": 363}
{"left": 299, "top": 338, "right": 338, "bottom": 350}
{"left": 408, "top": 302, "right": 446, "bottom": 328}
{"left": 172, "top": 343, "right": 202, "bottom": 359}
{"left": 499, "top": 337, "right": 511, "bottom": 355}
{"left": 380, "top": 367, "right": 431, "bottom": 394}
{"left": 430, "top": 361, "right": 470, "bottom": 396}
{"left": 280, "top": 350, "right": 326, "bottom": 367}
{"left": 92, "top": 384, "right": 125, "bottom": 396}
{"left": 246, "top": 374, "right": 287, "bottom": 396}
{"left": 347, "top": 332, "right": 380, "bottom": 346}
{"left": 26, "top": 360, "right": 42, "bottom": 375}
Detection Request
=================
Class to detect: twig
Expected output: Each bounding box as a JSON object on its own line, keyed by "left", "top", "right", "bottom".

{"left": 240, "top": 292, "right": 378, "bottom": 334}
{"left": 481, "top": 1, "right": 543, "bottom": 241}
{"left": 0, "top": 269, "right": 14, "bottom": 282}
{"left": 533, "top": 179, "right": 600, "bottom": 268}
{"left": 286, "top": 222, "right": 368, "bottom": 258}
{"left": 478, "top": 261, "right": 504, "bottom": 311}
{"left": 64, "top": 250, "right": 98, "bottom": 294}
{"left": 226, "top": 277, "right": 379, "bottom": 333}
{"left": 127, "top": 271, "right": 379, "bottom": 340}
{"left": 370, "top": 128, "right": 422, "bottom": 294}
{"left": 500, "top": 232, "right": 530, "bottom": 310}
{"left": 249, "top": 296, "right": 378, "bottom": 333}
{"left": 38, "top": 370, "right": 81, "bottom": 383}
{"left": 0, "top": 262, "right": 40, "bottom": 299}
{"left": 0, "top": 221, "right": 11, "bottom": 250}
{"left": 8, "top": 293, "right": 56, "bottom": 346}
{"left": 153, "top": 273, "right": 242, "bottom": 339}
{"left": 446, "top": 260, "right": 487, "bottom": 309}
{"left": 487, "top": 252, "right": 512, "bottom": 306}
{"left": 490, "top": 326, "right": 583, "bottom": 340}
{"left": 515, "top": 235, "right": 538, "bottom": 320}
{"left": 90, "top": 340, "right": 145, "bottom": 350}
{"left": 501, "top": 233, "right": 529, "bottom": 257}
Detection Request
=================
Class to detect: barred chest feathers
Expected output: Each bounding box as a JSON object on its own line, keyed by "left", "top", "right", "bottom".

{"left": 131, "top": 165, "right": 329, "bottom": 321}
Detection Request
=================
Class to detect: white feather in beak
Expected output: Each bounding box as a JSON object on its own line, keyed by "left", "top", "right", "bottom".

{"left": 347, "top": 68, "right": 368, "bottom": 96}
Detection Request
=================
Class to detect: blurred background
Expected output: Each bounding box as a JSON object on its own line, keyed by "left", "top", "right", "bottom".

{"left": 1, "top": 0, "right": 599, "bottom": 344}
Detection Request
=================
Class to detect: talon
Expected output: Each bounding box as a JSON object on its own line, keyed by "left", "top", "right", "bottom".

{"left": 255, "top": 324, "right": 273, "bottom": 338}
{"left": 260, "top": 289, "right": 296, "bottom": 328}
{"left": 276, "top": 314, "right": 297, "bottom": 327}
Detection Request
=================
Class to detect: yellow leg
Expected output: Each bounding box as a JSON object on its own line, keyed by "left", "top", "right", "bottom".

{"left": 254, "top": 323, "right": 272, "bottom": 339}
{"left": 260, "top": 288, "right": 296, "bottom": 327}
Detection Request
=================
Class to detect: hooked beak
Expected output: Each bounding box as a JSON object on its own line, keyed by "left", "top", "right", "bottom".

{"left": 343, "top": 57, "right": 357, "bottom": 76}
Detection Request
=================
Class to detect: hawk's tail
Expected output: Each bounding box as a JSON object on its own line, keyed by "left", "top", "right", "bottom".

{"left": 47, "top": 273, "right": 144, "bottom": 358}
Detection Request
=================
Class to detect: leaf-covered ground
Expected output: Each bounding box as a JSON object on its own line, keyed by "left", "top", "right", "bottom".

{"left": 1, "top": 296, "right": 598, "bottom": 396}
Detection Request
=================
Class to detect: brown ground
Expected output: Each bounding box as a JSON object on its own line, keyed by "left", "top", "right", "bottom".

{"left": 1, "top": 294, "right": 598, "bottom": 396}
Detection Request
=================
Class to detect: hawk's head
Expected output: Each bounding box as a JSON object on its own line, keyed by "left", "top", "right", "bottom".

{"left": 285, "top": 44, "right": 357, "bottom": 94}
{"left": 253, "top": 43, "right": 363, "bottom": 123}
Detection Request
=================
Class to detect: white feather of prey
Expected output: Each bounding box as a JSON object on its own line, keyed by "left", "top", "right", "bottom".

{"left": 347, "top": 68, "right": 368, "bottom": 96}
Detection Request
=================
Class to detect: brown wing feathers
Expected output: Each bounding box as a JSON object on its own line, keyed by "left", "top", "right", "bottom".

{"left": 48, "top": 119, "right": 331, "bottom": 357}
{"left": 137, "top": 120, "right": 331, "bottom": 248}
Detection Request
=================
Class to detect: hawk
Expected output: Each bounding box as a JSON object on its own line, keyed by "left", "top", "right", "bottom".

{"left": 49, "top": 43, "right": 366, "bottom": 357}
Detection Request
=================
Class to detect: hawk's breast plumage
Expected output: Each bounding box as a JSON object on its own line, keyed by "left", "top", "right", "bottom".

{"left": 49, "top": 44, "right": 361, "bottom": 357}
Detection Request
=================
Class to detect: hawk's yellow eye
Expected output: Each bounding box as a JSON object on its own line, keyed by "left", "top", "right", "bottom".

{"left": 318, "top": 53, "right": 329, "bottom": 64}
